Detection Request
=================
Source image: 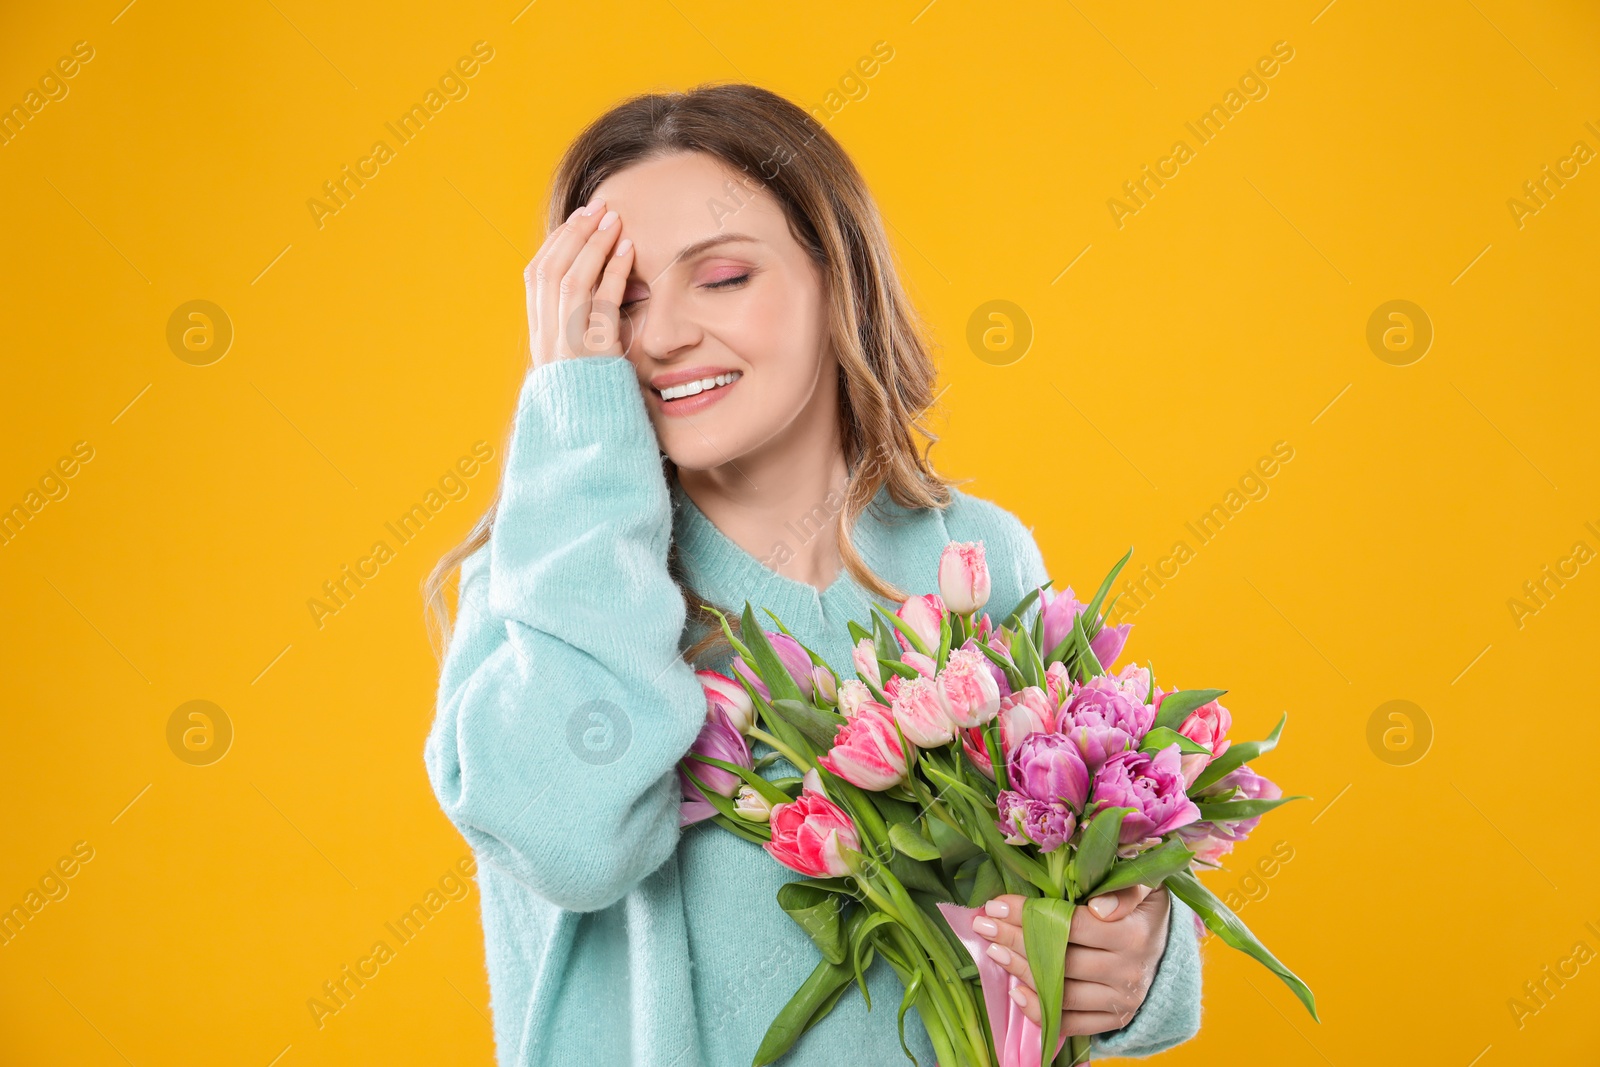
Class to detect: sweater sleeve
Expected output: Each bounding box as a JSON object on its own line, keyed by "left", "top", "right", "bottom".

{"left": 423, "top": 355, "right": 706, "bottom": 914}
{"left": 946, "top": 489, "right": 1205, "bottom": 1057}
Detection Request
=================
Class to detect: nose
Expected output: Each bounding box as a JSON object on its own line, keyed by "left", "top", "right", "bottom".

{"left": 629, "top": 285, "right": 703, "bottom": 363}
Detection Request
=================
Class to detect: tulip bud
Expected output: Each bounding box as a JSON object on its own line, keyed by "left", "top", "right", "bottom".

{"left": 939, "top": 541, "right": 991, "bottom": 615}
{"left": 836, "top": 679, "right": 872, "bottom": 718}
{"left": 697, "top": 669, "right": 755, "bottom": 734}
{"left": 851, "top": 637, "right": 881, "bottom": 687}
{"left": 810, "top": 665, "right": 838, "bottom": 705}
{"left": 802, "top": 766, "right": 828, "bottom": 798}
{"left": 733, "top": 785, "right": 774, "bottom": 822}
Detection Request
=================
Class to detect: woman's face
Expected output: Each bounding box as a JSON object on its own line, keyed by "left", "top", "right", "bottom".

{"left": 590, "top": 151, "right": 836, "bottom": 472}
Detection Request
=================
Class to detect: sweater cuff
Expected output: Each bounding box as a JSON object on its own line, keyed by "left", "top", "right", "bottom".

{"left": 515, "top": 355, "right": 653, "bottom": 450}
{"left": 1091, "top": 891, "right": 1203, "bottom": 1058}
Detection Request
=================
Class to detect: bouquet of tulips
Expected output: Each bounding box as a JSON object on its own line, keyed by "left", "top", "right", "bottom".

{"left": 678, "top": 542, "right": 1316, "bottom": 1067}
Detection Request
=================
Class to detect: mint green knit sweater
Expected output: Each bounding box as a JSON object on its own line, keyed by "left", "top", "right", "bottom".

{"left": 424, "top": 356, "right": 1203, "bottom": 1066}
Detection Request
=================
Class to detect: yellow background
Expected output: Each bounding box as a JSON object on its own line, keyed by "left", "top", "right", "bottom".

{"left": 3, "top": 1, "right": 1596, "bottom": 1063}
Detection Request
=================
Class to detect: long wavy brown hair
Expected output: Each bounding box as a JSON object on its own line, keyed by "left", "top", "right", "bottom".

{"left": 424, "top": 82, "right": 957, "bottom": 666}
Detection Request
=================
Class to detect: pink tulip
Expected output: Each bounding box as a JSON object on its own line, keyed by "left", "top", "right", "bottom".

{"left": 852, "top": 637, "right": 881, "bottom": 687}
{"left": 938, "top": 648, "right": 1002, "bottom": 728}
{"left": 1044, "top": 662, "right": 1072, "bottom": 710}
{"left": 939, "top": 541, "right": 992, "bottom": 615}
{"left": 962, "top": 685, "right": 1056, "bottom": 778}
{"left": 696, "top": 669, "right": 755, "bottom": 735}
{"left": 817, "top": 704, "right": 908, "bottom": 791}
{"left": 902, "top": 650, "right": 937, "bottom": 678}
{"left": 894, "top": 594, "right": 946, "bottom": 655}
{"left": 732, "top": 632, "right": 816, "bottom": 699}
{"left": 959, "top": 627, "right": 1016, "bottom": 699}
{"left": 764, "top": 792, "right": 861, "bottom": 877}
{"left": 1177, "top": 698, "right": 1233, "bottom": 786}
{"left": 891, "top": 675, "right": 959, "bottom": 748}
{"left": 1058, "top": 676, "right": 1155, "bottom": 772}
{"left": 1178, "top": 765, "right": 1281, "bottom": 865}
{"left": 1108, "top": 662, "right": 1152, "bottom": 704}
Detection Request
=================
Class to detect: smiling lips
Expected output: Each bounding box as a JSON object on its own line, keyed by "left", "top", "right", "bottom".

{"left": 651, "top": 370, "right": 743, "bottom": 416}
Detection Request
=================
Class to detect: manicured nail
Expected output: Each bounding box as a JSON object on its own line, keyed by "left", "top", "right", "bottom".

{"left": 568, "top": 207, "right": 583, "bottom": 222}
{"left": 598, "top": 209, "right": 618, "bottom": 230}
{"left": 1088, "top": 895, "right": 1117, "bottom": 919}
{"left": 581, "top": 194, "right": 605, "bottom": 216}
{"left": 986, "top": 943, "right": 1011, "bottom": 965}
{"left": 615, "top": 237, "right": 632, "bottom": 255}
{"left": 973, "top": 916, "right": 999, "bottom": 938}
{"left": 984, "top": 899, "right": 1010, "bottom": 919}
{"left": 1009, "top": 986, "right": 1027, "bottom": 1006}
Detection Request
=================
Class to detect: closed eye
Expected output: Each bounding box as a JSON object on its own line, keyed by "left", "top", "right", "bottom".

{"left": 621, "top": 272, "right": 752, "bottom": 310}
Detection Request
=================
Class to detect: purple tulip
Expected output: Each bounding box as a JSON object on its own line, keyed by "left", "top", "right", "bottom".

{"left": 1178, "top": 764, "right": 1281, "bottom": 867}
{"left": 1090, "top": 745, "right": 1202, "bottom": 845}
{"left": 1005, "top": 732, "right": 1091, "bottom": 809}
{"left": 1040, "top": 585, "right": 1132, "bottom": 670}
{"left": 1057, "top": 676, "right": 1155, "bottom": 772}
{"left": 678, "top": 706, "right": 752, "bottom": 827}
{"left": 996, "top": 793, "right": 1078, "bottom": 852}
{"left": 732, "top": 631, "right": 815, "bottom": 700}
{"left": 993, "top": 732, "right": 1092, "bottom": 852}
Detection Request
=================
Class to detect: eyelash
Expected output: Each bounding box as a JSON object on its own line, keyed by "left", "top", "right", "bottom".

{"left": 620, "top": 273, "right": 751, "bottom": 310}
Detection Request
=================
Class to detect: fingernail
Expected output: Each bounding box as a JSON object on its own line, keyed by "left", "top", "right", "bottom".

{"left": 984, "top": 899, "right": 1010, "bottom": 919}
{"left": 1089, "top": 896, "right": 1117, "bottom": 919}
{"left": 581, "top": 194, "right": 605, "bottom": 216}
{"left": 598, "top": 209, "right": 618, "bottom": 230}
{"left": 973, "top": 916, "right": 999, "bottom": 938}
{"left": 1009, "top": 986, "right": 1027, "bottom": 1006}
{"left": 568, "top": 207, "right": 583, "bottom": 222}
{"left": 985, "top": 942, "right": 1011, "bottom": 965}
{"left": 615, "top": 237, "right": 632, "bottom": 255}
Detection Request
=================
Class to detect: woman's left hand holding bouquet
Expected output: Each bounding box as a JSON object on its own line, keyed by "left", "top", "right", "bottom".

{"left": 970, "top": 888, "right": 1172, "bottom": 1035}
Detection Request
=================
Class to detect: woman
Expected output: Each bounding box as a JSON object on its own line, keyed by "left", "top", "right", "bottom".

{"left": 423, "top": 84, "right": 1202, "bottom": 1066}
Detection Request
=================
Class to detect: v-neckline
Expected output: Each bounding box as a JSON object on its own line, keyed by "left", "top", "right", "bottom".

{"left": 668, "top": 479, "right": 874, "bottom": 611}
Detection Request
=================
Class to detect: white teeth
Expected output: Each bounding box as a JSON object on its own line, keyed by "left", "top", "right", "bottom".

{"left": 658, "top": 371, "right": 741, "bottom": 401}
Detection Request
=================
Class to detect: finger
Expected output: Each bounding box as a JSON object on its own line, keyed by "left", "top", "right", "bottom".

{"left": 530, "top": 195, "right": 606, "bottom": 361}
{"left": 1062, "top": 943, "right": 1119, "bottom": 985}
{"left": 1061, "top": 1011, "right": 1130, "bottom": 1037}
{"left": 981, "top": 895, "right": 1027, "bottom": 922}
{"left": 558, "top": 208, "right": 625, "bottom": 355}
{"left": 1006, "top": 979, "right": 1042, "bottom": 1028}
{"left": 1066, "top": 975, "right": 1146, "bottom": 1031}
{"left": 971, "top": 911, "right": 1027, "bottom": 960}
{"left": 981, "top": 938, "right": 1034, "bottom": 992}
{"left": 1085, "top": 884, "right": 1151, "bottom": 923}
{"left": 583, "top": 232, "right": 634, "bottom": 358}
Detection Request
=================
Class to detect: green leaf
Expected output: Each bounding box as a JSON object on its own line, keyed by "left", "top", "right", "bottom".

{"left": 1196, "top": 795, "right": 1306, "bottom": 821}
{"left": 887, "top": 850, "right": 950, "bottom": 897}
{"left": 888, "top": 821, "right": 941, "bottom": 861}
{"left": 895, "top": 967, "right": 926, "bottom": 1066}
{"left": 741, "top": 602, "right": 805, "bottom": 703}
{"left": 1073, "top": 806, "right": 1130, "bottom": 899}
{"left": 709, "top": 812, "right": 769, "bottom": 845}
{"left": 848, "top": 619, "right": 873, "bottom": 646}
{"left": 700, "top": 603, "right": 754, "bottom": 662}
{"left": 690, "top": 753, "right": 792, "bottom": 808}
{"left": 1070, "top": 603, "right": 1099, "bottom": 683}
{"left": 975, "top": 641, "right": 1027, "bottom": 692}
{"left": 771, "top": 698, "right": 845, "bottom": 753}
{"left": 1000, "top": 581, "right": 1051, "bottom": 631}
{"left": 874, "top": 603, "right": 933, "bottom": 657}
{"left": 878, "top": 658, "right": 923, "bottom": 681}
{"left": 849, "top": 910, "right": 897, "bottom": 1009}
{"left": 967, "top": 857, "right": 1003, "bottom": 907}
{"left": 936, "top": 611, "right": 952, "bottom": 671}
{"left": 1167, "top": 868, "right": 1318, "bottom": 1021}
{"left": 682, "top": 764, "right": 771, "bottom": 838}
{"left": 1079, "top": 548, "right": 1132, "bottom": 639}
{"left": 1151, "top": 688, "right": 1228, "bottom": 732}
{"left": 873, "top": 612, "right": 900, "bottom": 664}
{"left": 1191, "top": 712, "right": 1287, "bottom": 793}
{"left": 777, "top": 882, "right": 850, "bottom": 965}
{"left": 1137, "top": 727, "right": 1211, "bottom": 757}
{"left": 752, "top": 950, "right": 863, "bottom": 1064}
{"left": 1087, "top": 839, "right": 1195, "bottom": 897}
{"left": 1023, "top": 897, "right": 1078, "bottom": 1067}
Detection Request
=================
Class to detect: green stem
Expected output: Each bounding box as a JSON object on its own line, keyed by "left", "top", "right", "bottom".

{"left": 746, "top": 726, "right": 810, "bottom": 772}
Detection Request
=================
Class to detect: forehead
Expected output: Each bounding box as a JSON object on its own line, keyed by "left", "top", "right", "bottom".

{"left": 590, "top": 151, "right": 786, "bottom": 261}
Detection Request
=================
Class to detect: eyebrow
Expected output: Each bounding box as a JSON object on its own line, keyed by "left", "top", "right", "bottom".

{"left": 672, "top": 233, "right": 762, "bottom": 263}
